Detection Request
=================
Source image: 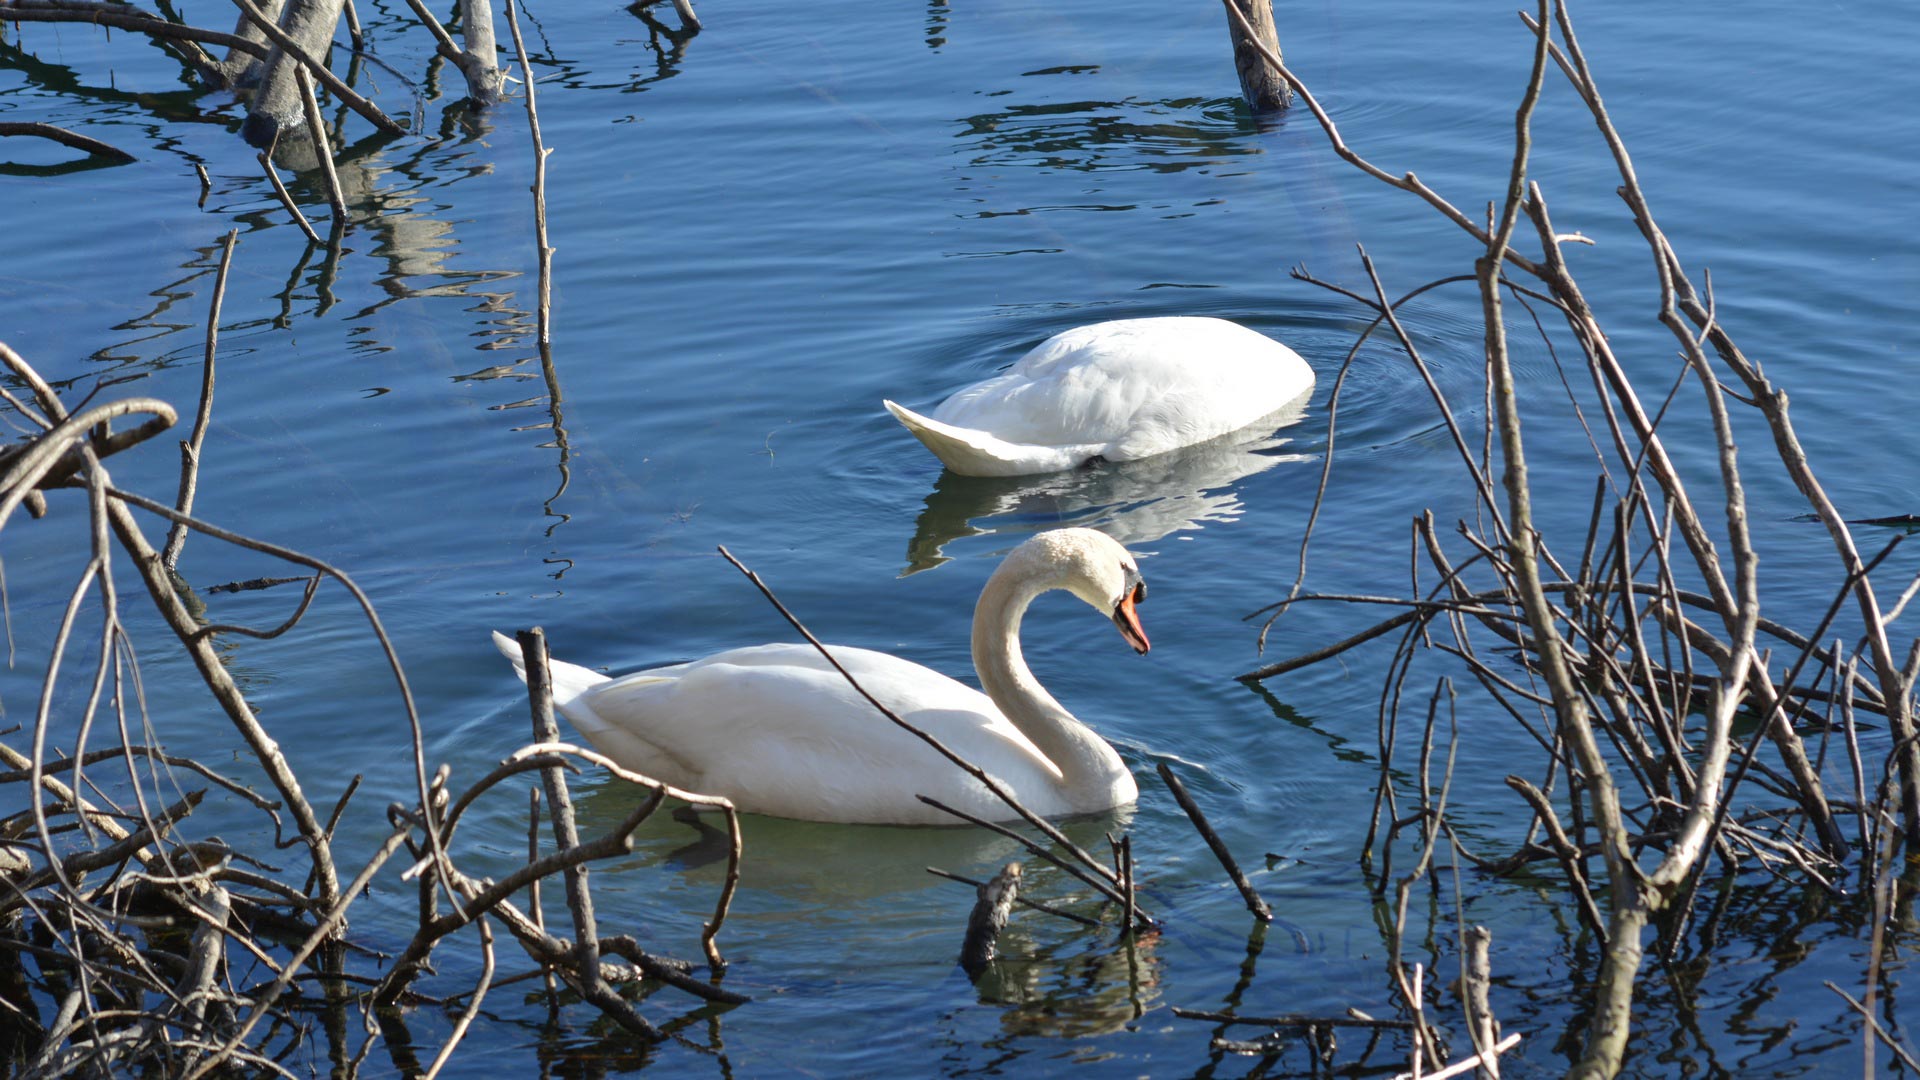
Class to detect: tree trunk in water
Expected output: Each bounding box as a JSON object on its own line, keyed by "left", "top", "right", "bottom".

{"left": 459, "top": 0, "right": 504, "bottom": 104}
{"left": 241, "top": 0, "right": 345, "bottom": 148}
{"left": 1225, "top": 0, "right": 1290, "bottom": 112}
{"left": 222, "top": 0, "right": 284, "bottom": 87}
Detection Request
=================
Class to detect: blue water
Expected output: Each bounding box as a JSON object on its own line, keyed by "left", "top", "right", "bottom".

{"left": 3, "top": 0, "right": 1916, "bottom": 1075}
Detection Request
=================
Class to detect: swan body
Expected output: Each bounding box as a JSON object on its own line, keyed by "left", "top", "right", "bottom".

{"left": 885, "top": 316, "right": 1314, "bottom": 477}
{"left": 493, "top": 529, "right": 1147, "bottom": 825}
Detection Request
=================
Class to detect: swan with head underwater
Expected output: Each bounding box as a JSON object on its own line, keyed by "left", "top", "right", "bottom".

{"left": 493, "top": 528, "right": 1148, "bottom": 826}
{"left": 884, "top": 316, "right": 1316, "bottom": 477}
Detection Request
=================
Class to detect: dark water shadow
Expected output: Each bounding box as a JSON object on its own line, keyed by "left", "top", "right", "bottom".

{"left": 0, "top": 38, "right": 235, "bottom": 130}
{"left": 627, "top": 0, "right": 700, "bottom": 89}
{"left": 956, "top": 94, "right": 1264, "bottom": 176}
{"left": 0, "top": 155, "right": 132, "bottom": 178}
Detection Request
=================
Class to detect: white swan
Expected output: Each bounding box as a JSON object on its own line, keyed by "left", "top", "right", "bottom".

{"left": 492, "top": 528, "right": 1146, "bottom": 825}
{"left": 884, "top": 316, "right": 1314, "bottom": 477}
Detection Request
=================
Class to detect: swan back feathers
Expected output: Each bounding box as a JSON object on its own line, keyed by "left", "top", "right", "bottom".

{"left": 890, "top": 316, "right": 1314, "bottom": 476}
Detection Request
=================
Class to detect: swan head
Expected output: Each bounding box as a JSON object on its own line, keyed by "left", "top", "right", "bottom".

{"left": 1007, "top": 528, "right": 1150, "bottom": 654}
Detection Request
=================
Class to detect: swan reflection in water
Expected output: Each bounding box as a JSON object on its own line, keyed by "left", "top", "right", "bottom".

{"left": 641, "top": 800, "right": 1137, "bottom": 908}
{"left": 904, "top": 392, "right": 1313, "bottom": 575}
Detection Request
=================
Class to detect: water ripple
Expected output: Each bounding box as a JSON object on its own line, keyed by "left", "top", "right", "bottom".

{"left": 954, "top": 94, "right": 1261, "bottom": 175}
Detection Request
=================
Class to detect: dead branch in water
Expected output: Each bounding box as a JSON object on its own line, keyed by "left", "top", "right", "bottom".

{"left": 927, "top": 867, "right": 1103, "bottom": 927}
{"left": 0, "top": 0, "right": 262, "bottom": 84}
{"left": 293, "top": 66, "right": 348, "bottom": 232}
{"left": 0, "top": 121, "right": 134, "bottom": 162}
{"left": 162, "top": 230, "right": 235, "bottom": 571}
{"left": 1229, "top": 1, "right": 1918, "bottom": 1074}
{"left": 506, "top": 0, "right": 555, "bottom": 347}
{"left": 226, "top": 0, "right": 406, "bottom": 141}
{"left": 0, "top": 334, "right": 744, "bottom": 1073}
{"left": 958, "top": 862, "right": 1021, "bottom": 978}
{"left": 1219, "top": 0, "right": 1289, "bottom": 112}
{"left": 1157, "top": 761, "right": 1271, "bottom": 922}
{"left": 256, "top": 133, "right": 322, "bottom": 245}
{"left": 0, "top": 4, "right": 737, "bottom": 1068}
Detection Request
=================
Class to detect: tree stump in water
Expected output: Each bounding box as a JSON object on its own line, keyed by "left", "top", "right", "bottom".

{"left": 1224, "top": 0, "right": 1291, "bottom": 113}
{"left": 959, "top": 863, "right": 1022, "bottom": 979}
{"left": 241, "top": 0, "right": 346, "bottom": 147}
{"left": 222, "top": 0, "right": 284, "bottom": 87}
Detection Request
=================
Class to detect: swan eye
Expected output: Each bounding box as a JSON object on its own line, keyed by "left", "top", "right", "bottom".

{"left": 1129, "top": 578, "right": 1146, "bottom": 605}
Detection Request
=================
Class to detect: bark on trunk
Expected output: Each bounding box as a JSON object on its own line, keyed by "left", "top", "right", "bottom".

{"left": 1224, "top": 0, "right": 1291, "bottom": 112}
{"left": 240, "top": 0, "right": 345, "bottom": 148}
{"left": 222, "top": 0, "right": 284, "bottom": 86}
{"left": 459, "top": 0, "right": 504, "bottom": 104}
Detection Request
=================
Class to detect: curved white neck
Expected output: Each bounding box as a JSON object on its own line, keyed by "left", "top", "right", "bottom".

{"left": 971, "top": 563, "right": 1133, "bottom": 810}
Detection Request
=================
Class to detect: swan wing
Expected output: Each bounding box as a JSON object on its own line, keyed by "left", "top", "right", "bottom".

{"left": 567, "top": 643, "right": 1071, "bottom": 824}
{"left": 931, "top": 317, "right": 1313, "bottom": 460}
{"left": 884, "top": 399, "right": 1093, "bottom": 476}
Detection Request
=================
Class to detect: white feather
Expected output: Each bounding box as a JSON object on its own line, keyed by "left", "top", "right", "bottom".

{"left": 888, "top": 316, "right": 1314, "bottom": 476}
{"left": 491, "top": 529, "right": 1146, "bottom": 825}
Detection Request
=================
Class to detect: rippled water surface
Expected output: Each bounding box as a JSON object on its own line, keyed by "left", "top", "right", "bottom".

{"left": 3, "top": 0, "right": 1916, "bottom": 1075}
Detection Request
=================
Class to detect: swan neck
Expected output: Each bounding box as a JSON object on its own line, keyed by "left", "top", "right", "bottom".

{"left": 972, "top": 561, "right": 1129, "bottom": 806}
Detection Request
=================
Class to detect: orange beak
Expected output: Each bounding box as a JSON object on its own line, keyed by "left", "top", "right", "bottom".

{"left": 1112, "top": 591, "right": 1150, "bottom": 654}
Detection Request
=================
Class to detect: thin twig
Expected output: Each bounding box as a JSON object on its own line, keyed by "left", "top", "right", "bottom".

{"left": 1825, "top": 981, "right": 1920, "bottom": 1072}
{"left": 1172, "top": 1006, "right": 1414, "bottom": 1030}
{"left": 1391, "top": 1032, "right": 1523, "bottom": 1080}
{"left": 504, "top": 0, "right": 554, "bottom": 346}
{"left": 292, "top": 65, "right": 348, "bottom": 232}
{"left": 257, "top": 136, "right": 321, "bottom": 246}
{"left": 1156, "top": 761, "right": 1272, "bottom": 922}
{"left": 917, "top": 794, "right": 1147, "bottom": 923}
{"left": 162, "top": 230, "right": 235, "bottom": 570}
{"left": 182, "top": 827, "right": 411, "bottom": 1080}
{"left": 926, "top": 867, "right": 1101, "bottom": 927}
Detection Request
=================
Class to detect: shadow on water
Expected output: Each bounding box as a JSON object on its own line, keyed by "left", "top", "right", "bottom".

{"left": 925, "top": 0, "right": 950, "bottom": 51}
{"left": 0, "top": 38, "right": 235, "bottom": 131}
{"left": 0, "top": 154, "right": 130, "bottom": 178}
{"left": 499, "top": 0, "right": 700, "bottom": 96}
{"left": 44, "top": 109, "right": 529, "bottom": 384}
{"left": 902, "top": 394, "right": 1315, "bottom": 574}
{"left": 1239, "top": 676, "right": 1389, "bottom": 837}
{"left": 625, "top": 1, "right": 701, "bottom": 90}
{"left": 956, "top": 95, "right": 1264, "bottom": 175}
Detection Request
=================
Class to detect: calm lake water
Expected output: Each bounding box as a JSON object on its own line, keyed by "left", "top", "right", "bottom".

{"left": 3, "top": 0, "right": 1917, "bottom": 1075}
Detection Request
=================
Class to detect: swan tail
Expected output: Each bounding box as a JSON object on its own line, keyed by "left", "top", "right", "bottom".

{"left": 883, "top": 399, "right": 1061, "bottom": 478}
{"left": 491, "top": 630, "right": 612, "bottom": 709}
